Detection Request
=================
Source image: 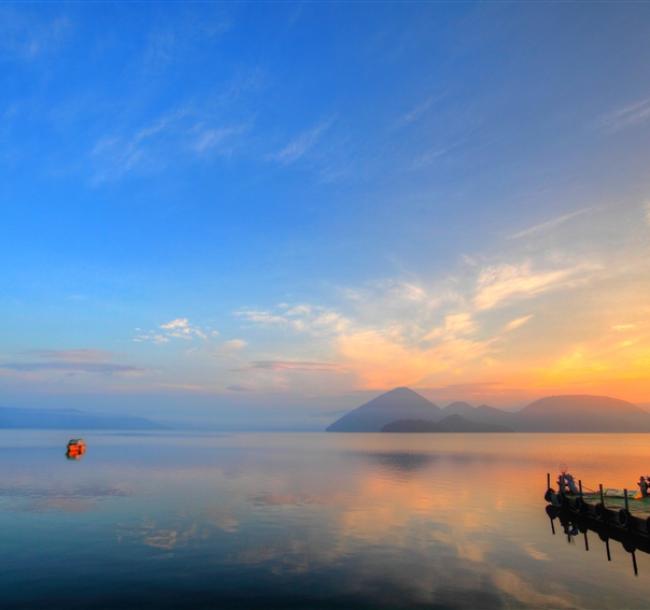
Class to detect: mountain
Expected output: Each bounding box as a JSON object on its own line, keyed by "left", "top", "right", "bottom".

{"left": 0, "top": 407, "right": 163, "bottom": 430}
{"left": 472, "top": 404, "right": 517, "bottom": 428}
{"left": 326, "top": 388, "right": 650, "bottom": 433}
{"left": 326, "top": 387, "right": 440, "bottom": 432}
{"left": 515, "top": 395, "right": 650, "bottom": 432}
{"left": 381, "top": 414, "right": 513, "bottom": 433}
{"left": 440, "top": 401, "right": 476, "bottom": 417}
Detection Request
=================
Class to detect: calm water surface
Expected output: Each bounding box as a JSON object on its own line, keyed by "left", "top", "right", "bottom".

{"left": 3, "top": 431, "right": 650, "bottom": 609}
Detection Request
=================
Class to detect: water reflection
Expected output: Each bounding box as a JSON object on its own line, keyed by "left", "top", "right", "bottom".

{"left": 2, "top": 431, "right": 650, "bottom": 609}
{"left": 546, "top": 504, "right": 650, "bottom": 576}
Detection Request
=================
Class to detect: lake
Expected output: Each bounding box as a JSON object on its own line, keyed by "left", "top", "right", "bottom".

{"left": 3, "top": 431, "right": 650, "bottom": 609}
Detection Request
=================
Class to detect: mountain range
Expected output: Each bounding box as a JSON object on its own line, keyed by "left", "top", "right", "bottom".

{"left": 0, "top": 407, "right": 162, "bottom": 430}
{"left": 326, "top": 387, "right": 650, "bottom": 432}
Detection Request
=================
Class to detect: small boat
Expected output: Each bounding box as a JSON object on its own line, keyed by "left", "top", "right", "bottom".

{"left": 66, "top": 438, "right": 87, "bottom": 459}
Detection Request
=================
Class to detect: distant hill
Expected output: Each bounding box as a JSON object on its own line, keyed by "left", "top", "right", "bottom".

{"left": 327, "top": 388, "right": 650, "bottom": 433}
{"left": 515, "top": 395, "right": 650, "bottom": 432}
{"left": 381, "top": 414, "right": 513, "bottom": 433}
{"left": 0, "top": 407, "right": 163, "bottom": 430}
{"left": 325, "top": 387, "right": 440, "bottom": 432}
{"left": 440, "top": 401, "right": 476, "bottom": 417}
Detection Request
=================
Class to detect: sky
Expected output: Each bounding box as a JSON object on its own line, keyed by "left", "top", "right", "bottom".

{"left": 1, "top": 2, "right": 650, "bottom": 428}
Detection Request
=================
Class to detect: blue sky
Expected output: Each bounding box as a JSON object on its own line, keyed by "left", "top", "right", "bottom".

{"left": 2, "top": 2, "right": 650, "bottom": 428}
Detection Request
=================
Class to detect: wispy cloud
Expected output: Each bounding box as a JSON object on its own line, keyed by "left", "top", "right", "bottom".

{"left": 141, "top": 17, "right": 232, "bottom": 72}
{"left": 599, "top": 96, "right": 650, "bottom": 132}
{"left": 424, "top": 313, "right": 477, "bottom": 341}
{"left": 504, "top": 314, "right": 533, "bottom": 332}
{"left": 91, "top": 108, "right": 251, "bottom": 183}
{"left": 408, "top": 137, "right": 466, "bottom": 171}
{"left": 0, "top": 349, "right": 143, "bottom": 376}
{"left": 89, "top": 69, "right": 260, "bottom": 184}
{"left": 0, "top": 362, "right": 143, "bottom": 375}
{"left": 236, "top": 360, "right": 343, "bottom": 372}
{"left": 268, "top": 118, "right": 334, "bottom": 165}
{"left": 0, "top": 9, "right": 71, "bottom": 61}
{"left": 509, "top": 207, "right": 591, "bottom": 240}
{"left": 395, "top": 94, "right": 441, "bottom": 128}
{"left": 191, "top": 124, "right": 249, "bottom": 154}
{"left": 473, "top": 261, "right": 599, "bottom": 311}
{"left": 612, "top": 323, "right": 636, "bottom": 332}
{"left": 236, "top": 304, "right": 349, "bottom": 335}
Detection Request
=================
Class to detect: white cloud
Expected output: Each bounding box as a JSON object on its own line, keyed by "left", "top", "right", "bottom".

{"left": 160, "top": 318, "right": 190, "bottom": 330}
{"left": 160, "top": 317, "right": 207, "bottom": 339}
{"left": 134, "top": 318, "right": 212, "bottom": 343}
{"left": 509, "top": 208, "right": 591, "bottom": 240}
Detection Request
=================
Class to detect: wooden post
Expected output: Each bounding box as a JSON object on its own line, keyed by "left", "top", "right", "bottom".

{"left": 579, "top": 479, "right": 583, "bottom": 499}
{"left": 547, "top": 472, "right": 551, "bottom": 489}
{"left": 583, "top": 531, "right": 589, "bottom": 551}
{"left": 600, "top": 483, "right": 605, "bottom": 507}
{"left": 605, "top": 538, "right": 611, "bottom": 561}
{"left": 632, "top": 550, "right": 638, "bottom": 576}
{"left": 624, "top": 489, "right": 630, "bottom": 513}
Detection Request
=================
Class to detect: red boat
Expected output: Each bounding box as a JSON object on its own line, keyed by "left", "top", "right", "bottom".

{"left": 66, "top": 439, "right": 87, "bottom": 460}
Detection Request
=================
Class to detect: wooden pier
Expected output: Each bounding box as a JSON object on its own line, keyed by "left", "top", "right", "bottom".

{"left": 545, "top": 472, "right": 650, "bottom": 575}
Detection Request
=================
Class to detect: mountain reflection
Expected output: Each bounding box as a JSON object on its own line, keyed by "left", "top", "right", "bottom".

{"left": 366, "top": 451, "right": 436, "bottom": 472}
